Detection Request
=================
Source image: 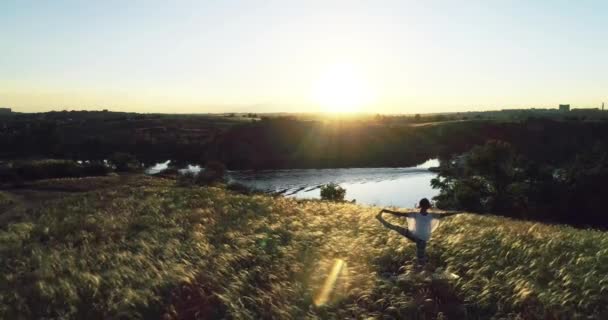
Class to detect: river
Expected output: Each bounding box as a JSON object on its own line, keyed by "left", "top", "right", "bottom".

{"left": 147, "top": 159, "right": 440, "bottom": 208}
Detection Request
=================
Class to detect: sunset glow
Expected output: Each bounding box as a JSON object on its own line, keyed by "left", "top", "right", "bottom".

{"left": 1, "top": 1, "right": 607, "bottom": 113}
{"left": 312, "top": 64, "right": 376, "bottom": 113}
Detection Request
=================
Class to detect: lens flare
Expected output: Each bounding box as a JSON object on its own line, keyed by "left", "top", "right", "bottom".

{"left": 313, "top": 258, "right": 348, "bottom": 306}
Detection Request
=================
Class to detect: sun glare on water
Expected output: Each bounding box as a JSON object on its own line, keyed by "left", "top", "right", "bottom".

{"left": 312, "top": 64, "right": 376, "bottom": 113}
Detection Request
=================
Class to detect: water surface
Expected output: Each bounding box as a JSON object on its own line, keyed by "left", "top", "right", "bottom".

{"left": 229, "top": 159, "right": 439, "bottom": 208}
{"left": 146, "top": 159, "right": 440, "bottom": 208}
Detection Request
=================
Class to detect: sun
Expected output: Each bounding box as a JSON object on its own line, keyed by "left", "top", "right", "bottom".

{"left": 312, "top": 64, "right": 375, "bottom": 113}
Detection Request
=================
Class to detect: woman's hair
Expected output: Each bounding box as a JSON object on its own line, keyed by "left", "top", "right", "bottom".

{"left": 419, "top": 198, "right": 431, "bottom": 209}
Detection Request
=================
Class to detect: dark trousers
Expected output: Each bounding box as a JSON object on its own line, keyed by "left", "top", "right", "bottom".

{"left": 414, "top": 238, "right": 427, "bottom": 265}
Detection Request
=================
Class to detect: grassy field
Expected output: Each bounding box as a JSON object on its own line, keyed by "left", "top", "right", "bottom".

{"left": 1, "top": 176, "right": 606, "bottom": 319}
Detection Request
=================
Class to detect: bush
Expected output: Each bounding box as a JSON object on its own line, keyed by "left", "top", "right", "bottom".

{"left": 108, "top": 152, "right": 141, "bottom": 172}
{"left": 432, "top": 140, "right": 521, "bottom": 214}
{"left": 195, "top": 161, "right": 227, "bottom": 185}
{"left": 176, "top": 162, "right": 228, "bottom": 188}
{"left": 15, "top": 160, "right": 81, "bottom": 180}
{"left": 320, "top": 183, "right": 346, "bottom": 201}
{"left": 82, "top": 161, "right": 111, "bottom": 176}
{"left": 226, "top": 181, "right": 253, "bottom": 194}
{"left": 433, "top": 139, "right": 608, "bottom": 227}
{"left": 0, "top": 160, "right": 110, "bottom": 182}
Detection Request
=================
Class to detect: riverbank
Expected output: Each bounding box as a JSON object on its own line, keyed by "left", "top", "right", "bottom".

{"left": 1, "top": 175, "right": 606, "bottom": 319}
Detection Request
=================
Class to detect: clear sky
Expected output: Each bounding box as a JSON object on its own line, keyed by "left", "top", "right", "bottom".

{"left": 1, "top": 0, "right": 607, "bottom": 114}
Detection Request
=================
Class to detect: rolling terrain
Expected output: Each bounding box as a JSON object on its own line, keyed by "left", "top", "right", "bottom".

{"left": 1, "top": 176, "right": 606, "bottom": 319}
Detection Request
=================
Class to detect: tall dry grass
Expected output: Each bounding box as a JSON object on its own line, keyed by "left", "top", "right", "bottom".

{"left": 1, "top": 177, "right": 606, "bottom": 319}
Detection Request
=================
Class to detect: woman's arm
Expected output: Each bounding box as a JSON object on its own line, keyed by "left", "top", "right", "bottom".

{"left": 380, "top": 209, "right": 412, "bottom": 217}
{"left": 435, "top": 211, "right": 464, "bottom": 219}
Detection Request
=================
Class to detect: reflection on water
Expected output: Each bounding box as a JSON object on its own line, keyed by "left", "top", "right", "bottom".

{"left": 145, "top": 160, "right": 170, "bottom": 174}
{"left": 145, "top": 159, "right": 440, "bottom": 208}
{"left": 145, "top": 160, "right": 201, "bottom": 175}
{"left": 229, "top": 159, "right": 439, "bottom": 208}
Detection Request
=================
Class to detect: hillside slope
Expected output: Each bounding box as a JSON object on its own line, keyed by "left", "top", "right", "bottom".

{"left": 1, "top": 176, "right": 606, "bottom": 319}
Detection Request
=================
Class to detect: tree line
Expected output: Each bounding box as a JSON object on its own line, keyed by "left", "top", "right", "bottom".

{"left": 3, "top": 111, "right": 608, "bottom": 227}
{"left": 2, "top": 111, "right": 608, "bottom": 170}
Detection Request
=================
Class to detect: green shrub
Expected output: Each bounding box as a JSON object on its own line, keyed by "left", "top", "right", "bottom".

{"left": 15, "top": 160, "right": 81, "bottom": 180}
{"left": 320, "top": 183, "right": 346, "bottom": 201}
{"left": 0, "top": 160, "right": 110, "bottom": 182}
{"left": 226, "top": 181, "right": 253, "bottom": 194}
{"left": 108, "top": 152, "right": 141, "bottom": 172}
{"left": 82, "top": 161, "right": 111, "bottom": 176}
{"left": 176, "top": 162, "right": 227, "bottom": 187}
{"left": 195, "top": 161, "right": 226, "bottom": 185}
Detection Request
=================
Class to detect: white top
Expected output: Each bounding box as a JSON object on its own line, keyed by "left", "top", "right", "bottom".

{"left": 406, "top": 212, "right": 440, "bottom": 241}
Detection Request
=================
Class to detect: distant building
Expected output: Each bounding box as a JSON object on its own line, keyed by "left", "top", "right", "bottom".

{"left": 559, "top": 104, "right": 570, "bottom": 112}
{"left": 0, "top": 107, "right": 12, "bottom": 114}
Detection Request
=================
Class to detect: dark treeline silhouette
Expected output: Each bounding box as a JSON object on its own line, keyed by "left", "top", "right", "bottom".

{"left": 2, "top": 111, "right": 435, "bottom": 168}
{"left": 2, "top": 111, "right": 608, "bottom": 170}
{"left": 433, "top": 140, "right": 608, "bottom": 228}
{"left": 0, "top": 111, "right": 232, "bottom": 166}
{"left": 213, "top": 119, "right": 434, "bottom": 168}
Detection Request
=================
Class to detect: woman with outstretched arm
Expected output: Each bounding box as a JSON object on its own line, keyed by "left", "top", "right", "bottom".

{"left": 376, "top": 198, "right": 462, "bottom": 266}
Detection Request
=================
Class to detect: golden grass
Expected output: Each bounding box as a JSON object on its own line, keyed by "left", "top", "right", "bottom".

{"left": 1, "top": 177, "right": 606, "bottom": 319}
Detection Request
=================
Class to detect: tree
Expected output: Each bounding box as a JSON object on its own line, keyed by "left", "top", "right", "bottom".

{"left": 195, "top": 161, "right": 227, "bottom": 185}
{"left": 109, "top": 152, "right": 140, "bottom": 172}
{"left": 320, "top": 183, "right": 346, "bottom": 201}
{"left": 432, "top": 140, "right": 523, "bottom": 214}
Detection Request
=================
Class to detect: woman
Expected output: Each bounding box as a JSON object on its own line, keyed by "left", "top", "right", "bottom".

{"left": 376, "top": 198, "right": 461, "bottom": 266}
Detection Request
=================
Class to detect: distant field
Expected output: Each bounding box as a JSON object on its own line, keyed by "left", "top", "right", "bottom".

{"left": 1, "top": 176, "right": 606, "bottom": 319}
